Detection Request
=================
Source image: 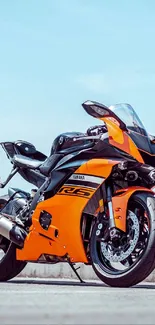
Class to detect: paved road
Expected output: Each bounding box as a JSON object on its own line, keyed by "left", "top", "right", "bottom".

{"left": 0, "top": 278, "right": 155, "bottom": 324}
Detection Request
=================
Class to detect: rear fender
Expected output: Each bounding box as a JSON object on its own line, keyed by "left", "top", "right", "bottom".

{"left": 113, "top": 186, "right": 154, "bottom": 232}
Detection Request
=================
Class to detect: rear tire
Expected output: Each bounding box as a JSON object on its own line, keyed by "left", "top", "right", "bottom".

{"left": 90, "top": 192, "right": 155, "bottom": 287}
{"left": 0, "top": 197, "right": 27, "bottom": 281}
{"left": 0, "top": 243, "right": 26, "bottom": 281}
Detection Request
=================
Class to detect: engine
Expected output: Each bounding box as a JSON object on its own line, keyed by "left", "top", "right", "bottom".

{"left": 0, "top": 188, "right": 36, "bottom": 247}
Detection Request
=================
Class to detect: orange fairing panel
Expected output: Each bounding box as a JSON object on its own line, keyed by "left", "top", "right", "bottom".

{"left": 113, "top": 186, "right": 153, "bottom": 232}
{"left": 100, "top": 117, "right": 144, "bottom": 163}
{"left": 74, "top": 158, "right": 119, "bottom": 177}
{"left": 17, "top": 159, "right": 117, "bottom": 263}
{"left": 17, "top": 194, "right": 91, "bottom": 263}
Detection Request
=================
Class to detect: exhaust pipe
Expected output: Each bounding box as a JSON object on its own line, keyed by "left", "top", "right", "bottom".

{"left": 0, "top": 215, "right": 27, "bottom": 247}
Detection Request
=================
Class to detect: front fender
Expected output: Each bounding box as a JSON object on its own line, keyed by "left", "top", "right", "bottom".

{"left": 112, "top": 186, "right": 154, "bottom": 232}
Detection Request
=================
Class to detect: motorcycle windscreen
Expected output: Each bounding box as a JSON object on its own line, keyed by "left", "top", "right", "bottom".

{"left": 82, "top": 100, "right": 144, "bottom": 162}
{"left": 110, "top": 103, "right": 155, "bottom": 155}
{"left": 110, "top": 103, "right": 148, "bottom": 136}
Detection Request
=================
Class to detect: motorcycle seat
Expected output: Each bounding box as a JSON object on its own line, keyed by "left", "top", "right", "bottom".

{"left": 13, "top": 155, "right": 42, "bottom": 170}
{"left": 13, "top": 153, "right": 64, "bottom": 176}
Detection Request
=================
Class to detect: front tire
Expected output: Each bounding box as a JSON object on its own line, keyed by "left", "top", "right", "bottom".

{"left": 90, "top": 192, "right": 155, "bottom": 287}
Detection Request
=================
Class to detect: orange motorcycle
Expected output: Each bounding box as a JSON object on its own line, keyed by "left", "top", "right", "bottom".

{"left": 0, "top": 100, "right": 155, "bottom": 287}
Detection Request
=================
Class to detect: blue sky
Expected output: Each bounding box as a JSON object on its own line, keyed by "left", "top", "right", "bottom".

{"left": 0, "top": 0, "right": 155, "bottom": 192}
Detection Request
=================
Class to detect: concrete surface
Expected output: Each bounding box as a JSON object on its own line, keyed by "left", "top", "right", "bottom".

{"left": 19, "top": 262, "right": 155, "bottom": 282}
{"left": 1, "top": 278, "right": 155, "bottom": 324}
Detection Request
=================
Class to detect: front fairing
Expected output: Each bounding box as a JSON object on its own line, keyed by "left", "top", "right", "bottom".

{"left": 82, "top": 100, "right": 155, "bottom": 165}
{"left": 110, "top": 104, "right": 155, "bottom": 165}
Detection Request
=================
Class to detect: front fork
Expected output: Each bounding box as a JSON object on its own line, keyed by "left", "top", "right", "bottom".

{"left": 97, "top": 185, "right": 149, "bottom": 239}
{"left": 99, "top": 185, "right": 120, "bottom": 240}
{"left": 107, "top": 186, "right": 115, "bottom": 229}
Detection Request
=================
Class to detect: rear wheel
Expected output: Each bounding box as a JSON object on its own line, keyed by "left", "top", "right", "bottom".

{"left": 90, "top": 192, "right": 155, "bottom": 287}
{"left": 0, "top": 198, "right": 27, "bottom": 281}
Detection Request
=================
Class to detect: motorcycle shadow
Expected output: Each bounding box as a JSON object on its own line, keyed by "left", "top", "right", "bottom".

{"left": 9, "top": 279, "right": 155, "bottom": 289}
{"left": 9, "top": 278, "right": 107, "bottom": 287}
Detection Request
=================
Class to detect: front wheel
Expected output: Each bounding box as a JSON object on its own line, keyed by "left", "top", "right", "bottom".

{"left": 90, "top": 192, "right": 155, "bottom": 287}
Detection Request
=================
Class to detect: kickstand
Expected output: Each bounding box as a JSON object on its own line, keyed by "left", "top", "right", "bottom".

{"left": 69, "top": 262, "right": 85, "bottom": 283}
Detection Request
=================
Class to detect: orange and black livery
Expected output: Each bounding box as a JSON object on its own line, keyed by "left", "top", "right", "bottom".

{"left": 0, "top": 100, "right": 155, "bottom": 287}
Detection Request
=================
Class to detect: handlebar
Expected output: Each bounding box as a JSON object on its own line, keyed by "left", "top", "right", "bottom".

{"left": 72, "top": 132, "right": 108, "bottom": 142}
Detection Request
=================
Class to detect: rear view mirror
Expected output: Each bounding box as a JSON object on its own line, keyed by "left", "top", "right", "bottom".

{"left": 82, "top": 100, "right": 111, "bottom": 118}
{"left": 82, "top": 100, "right": 127, "bottom": 131}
